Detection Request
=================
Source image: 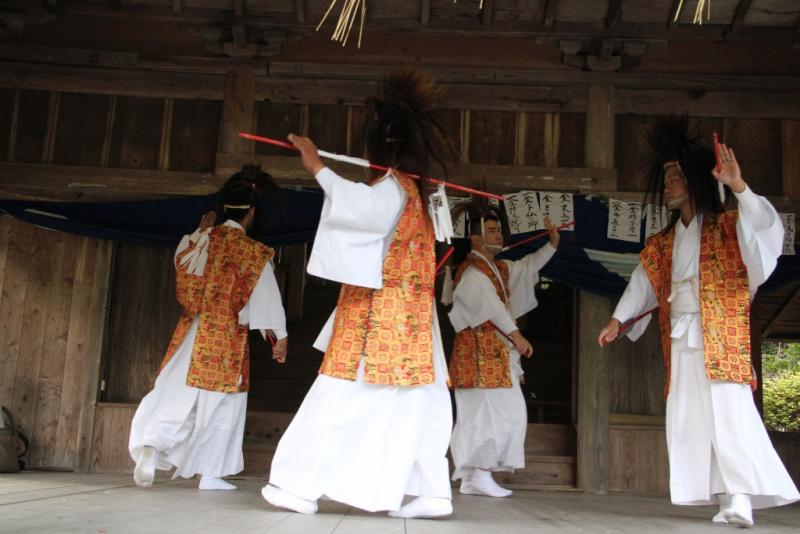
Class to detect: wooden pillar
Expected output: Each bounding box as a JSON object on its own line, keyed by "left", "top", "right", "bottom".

{"left": 751, "top": 298, "right": 764, "bottom": 415}
{"left": 577, "top": 85, "right": 615, "bottom": 494}
{"left": 783, "top": 120, "right": 800, "bottom": 196}
{"left": 216, "top": 69, "right": 256, "bottom": 174}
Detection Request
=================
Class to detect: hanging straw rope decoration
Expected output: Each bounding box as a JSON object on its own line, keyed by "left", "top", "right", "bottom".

{"left": 316, "top": 0, "right": 367, "bottom": 48}
{"left": 673, "top": 0, "right": 712, "bottom": 25}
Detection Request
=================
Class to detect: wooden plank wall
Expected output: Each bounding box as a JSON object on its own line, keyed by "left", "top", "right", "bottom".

{"left": 609, "top": 423, "right": 800, "bottom": 494}
{"left": 0, "top": 215, "right": 112, "bottom": 470}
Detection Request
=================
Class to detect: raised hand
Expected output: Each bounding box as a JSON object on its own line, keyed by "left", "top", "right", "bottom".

{"left": 197, "top": 210, "right": 216, "bottom": 232}
{"left": 544, "top": 216, "right": 560, "bottom": 248}
{"left": 711, "top": 143, "right": 746, "bottom": 194}
{"left": 288, "top": 133, "right": 325, "bottom": 176}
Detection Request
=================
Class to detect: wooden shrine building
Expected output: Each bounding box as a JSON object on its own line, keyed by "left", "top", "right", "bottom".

{"left": 0, "top": 0, "right": 799, "bottom": 495}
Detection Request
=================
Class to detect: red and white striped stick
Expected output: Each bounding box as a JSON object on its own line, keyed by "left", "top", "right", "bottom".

{"left": 618, "top": 306, "right": 658, "bottom": 336}
{"left": 501, "top": 221, "right": 575, "bottom": 252}
{"left": 238, "top": 132, "right": 504, "bottom": 201}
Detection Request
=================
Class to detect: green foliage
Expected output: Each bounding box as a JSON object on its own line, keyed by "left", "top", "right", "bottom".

{"left": 763, "top": 371, "right": 800, "bottom": 433}
{"left": 761, "top": 342, "right": 800, "bottom": 380}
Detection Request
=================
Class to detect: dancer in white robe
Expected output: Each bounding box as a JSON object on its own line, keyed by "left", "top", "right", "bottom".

{"left": 261, "top": 71, "right": 456, "bottom": 519}
{"left": 599, "top": 119, "right": 798, "bottom": 528}
{"left": 129, "top": 167, "right": 288, "bottom": 491}
{"left": 448, "top": 212, "right": 560, "bottom": 497}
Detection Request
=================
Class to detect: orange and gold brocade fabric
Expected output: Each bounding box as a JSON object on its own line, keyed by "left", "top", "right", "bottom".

{"left": 318, "top": 173, "right": 437, "bottom": 386}
{"left": 640, "top": 211, "right": 754, "bottom": 398}
{"left": 160, "top": 225, "right": 273, "bottom": 393}
{"left": 448, "top": 256, "right": 513, "bottom": 389}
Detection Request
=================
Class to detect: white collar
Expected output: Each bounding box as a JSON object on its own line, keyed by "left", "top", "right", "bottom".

{"left": 223, "top": 219, "right": 245, "bottom": 231}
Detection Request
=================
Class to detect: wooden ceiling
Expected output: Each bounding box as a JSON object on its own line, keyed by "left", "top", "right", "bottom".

{"left": 2, "top": 1, "right": 799, "bottom": 58}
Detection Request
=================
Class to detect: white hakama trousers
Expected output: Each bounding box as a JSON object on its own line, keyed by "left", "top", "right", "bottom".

{"left": 129, "top": 317, "right": 248, "bottom": 479}
{"left": 666, "top": 333, "right": 799, "bottom": 509}
{"left": 267, "top": 317, "right": 453, "bottom": 512}
{"left": 450, "top": 348, "right": 526, "bottom": 481}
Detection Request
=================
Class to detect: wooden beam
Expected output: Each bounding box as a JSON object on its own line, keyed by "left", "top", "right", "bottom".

{"left": 19, "top": 2, "right": 800, "bottom": 42}
{"left": 217, "top": 153, "right": 618, "bottom": 193}
{"left": 577, "top": 84, "right": 615, "bottom": 494}
{"left": 171, "top": 0, "right": 181, "bottom": 15}
{"left": 605, "top": 0, "right": 624, "bottom": 30}
{"left": 42, "top": 91, "right": 60, "bottom": 165}
{"left": 295, "top": 0, "right": 305, "bottom": 24}
{"left": 421, "top": 0, "right": 430, "bottom": 27}
{"left": 2, "top": 43, "right": 800, "bottom": 94}
{"left": 99, "top": 95, "right": 116, "bottom": 167}
{"left": 543, "top": 0, "right": 558, "bottom": 30}
{"left": 158, "top": 98, "right": 173, "bottom": 171}
{"left": 3, "top": 161, "right": 799, "bottom": 207}
{"left": 514, "top": 112, "right": 527, "bottom": 166}
{"left": 585, "top": 85, "right": 615, "bottom": 169}
{"left": 217, "top": 70, "right": 256, "bottom": 173}
{"left": 7, "top": 89, "right": 19, "bottom": 162}
{"left": 577, "top": 291, "right": 612, "bottom": 494}
{"left": 0, "top": 61, "right": 226, "bottom": 99}
{"left": 783, "top": 120, "right": 800, "bottom": 196}
{"left": 0, "top": 162, "right": 220, "bottom": 201}
{"left": 730, "top": 0, "right": 754, "bottom": 34}
{"left": 266, "top": 61, "right": 800, "bottom": 94}
{"left": 763, "top": 284, "right": 800, "bottom": 339}
{"left": 482, "top": 0, "right": 494, "bottom": 31}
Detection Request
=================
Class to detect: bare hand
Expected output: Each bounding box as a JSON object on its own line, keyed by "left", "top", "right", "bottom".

{"left": 198, "top": 210, "right": 216, "bottom": 232}
{"left": 711, "top": 143, "right": 746, "bottom": 194}
{"left": 288, "top": 133, "right": 325, "bottom": 177}
{"left": 598, "top": 318, "right": 620, "bottom": 347}
{"left": 272, "top": 336, "right": 288, "bottom": 364}
{"left": 544, "top": 216, "right": 560, "bottom": 248}
{"left": 511, "top": 330, "right": 534, "bottom": 358}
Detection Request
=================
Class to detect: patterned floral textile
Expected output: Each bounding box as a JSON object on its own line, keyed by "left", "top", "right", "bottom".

{"left": 160, "top": 225, "right": 273, "bottom": 393}
{"left": 318, "top": 172, "right": 437, "bottom": 386}
{"left": 640, "top": 211, "right": 754, "bottom": 398}
{"left": 449, "top": 256, "right": 513, "bottom": 389}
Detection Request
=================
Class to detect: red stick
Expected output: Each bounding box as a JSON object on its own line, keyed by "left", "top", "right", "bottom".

{"left": 265, "top": 330, "right": 276, "bottom": 348}
{"left": 618, "top": 306, "right": 658, "bottom": 336}
{"left": 713, "top": 132, "right": 722, "bottom": 174}
{"left": 489, "top": 321, "right": 515, "bottom": 343}
{"left": 435, "top": 245, "right": 455, "bottom": 274}
{"left": 239, "top": 132, "right": 504, "bottom": 201}
{"left": 501, "top": 221, "right": 575, "bottom": 252}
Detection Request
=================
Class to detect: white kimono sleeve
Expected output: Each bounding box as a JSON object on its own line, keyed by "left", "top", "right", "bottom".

{"left": 505, "top": 242, "right": 557, "bottom": 319}
{"left": 306, "top": 167, "right": 406, "bottom": 289}
{"left": 734, "top": 185, "right": 784, "bottom": 296}
{"left": 612, "top": 263, "right": 658, "bottom": 342}
{"left": 238, "top": 262, "right": 287, "bottom": 339}
{"left": 448, "top": 267, "right": 517, "bottom": 336}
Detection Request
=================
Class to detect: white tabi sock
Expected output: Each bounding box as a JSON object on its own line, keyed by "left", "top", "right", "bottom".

{"left": 388, "top": 497, "right": 453, "bottom": 519}
{"left": 724, "top": 494, "right": 754, "bottom": 529}
{"left": 712, "top": 494, "right": 730, "bottom": 524}
{"left": 261, "top": 484, "right": 318, "bottom": 514}
{"left": 467, "top": 469, "right": 513, "bottom": 498}
{"left": 198, "top": 476, "right": 237, "bottom": 491}
{"left": 133, "top": 446, "right": 158, "bottom": 488}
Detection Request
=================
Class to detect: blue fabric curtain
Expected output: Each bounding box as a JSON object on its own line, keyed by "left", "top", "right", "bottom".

{"left": 2, "top": 191, "right": 796, "bottom": 297}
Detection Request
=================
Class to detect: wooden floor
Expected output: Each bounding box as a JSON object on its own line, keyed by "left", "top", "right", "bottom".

{"left": 2, "top": 472, "right": 799, "bottom": 533}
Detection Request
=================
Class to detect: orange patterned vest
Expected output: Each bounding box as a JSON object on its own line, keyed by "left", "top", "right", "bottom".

{"left": 160, "top": 225, "right": 273, "bottom": 393}
{"left": 318, "top": 172, "right": 436, "bottom": 386}
{"left": 449, "top": 255, "right": 513, "bottom": 389}
{"left": 640, "top": 211, "right": 754, "bottom": 398}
